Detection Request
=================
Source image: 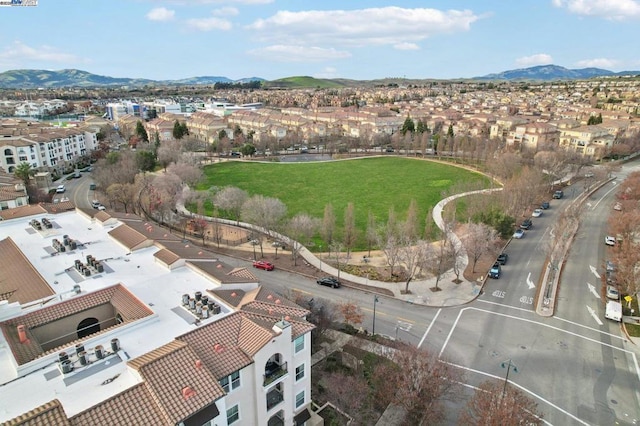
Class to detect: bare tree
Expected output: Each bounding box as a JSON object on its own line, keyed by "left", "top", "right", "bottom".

{"left": 209, "top": 208, "right": 224, "bottom": 248}
{"left": 166, "top": 161, "right": 203, "bottom": 187}
{"left": 241, "top": 195, "right": 287, "bottom": 257}
{"left": 462, "top": 222, "right": 499, "bottom": 273}
{"left": 330, "top": 241, "right": 345, "bottom": 279}
{"left": 343, "top": 202, "right": 357, "bottom": 259}
{"left": 459, "top": 379, "right": 544, "bottom": 425}
{"left": 371, "top": 346, "right": 463, "bottom": 425}
{"left": 321, "top": 203, "right": 336, "bottom": 247}
{"left": 323, "top": 372, "right": 373, "bottom": 422}
{"left": 156, "top": 140, "right": 182, "bottom": 171}
{"left": 398, "top": 239, "right": 430, "bottom": 293}
{"left": 213, "top": 186, "right": 248, "bottom": 225}
{"left": 423, "top": 229, "right": 455, "bottom": 291}
{"left": 380, "top": 207, "right": 402, "bottom": 277}
{"left": 286, "top": 213, "right": 320, "bottom": 266}
{"left": 339, "top": 302, "right": 364, "bottom": 326}
{"left": 149, "top": 172, "right": 183, "bottom": 224}
{"left": 404, "top": 198, "right": 420, "bottom": 241}
{"left": 105, "top": 182, "right": 137, "bottom": 213}
{"left": 365, "top": 210, "right": 378, "bottom": 257}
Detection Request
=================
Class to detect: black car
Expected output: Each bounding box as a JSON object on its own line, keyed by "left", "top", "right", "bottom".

{"left": 488, "top": 262, "right": 501, "bottom": 279}
{"left": 497, "top": 253, "right": 508, "bottom": 265}
{"left": 540, "top": 201, "right": 550, "bottom": 209}
{"left": 553, "top": 190, "right": 563, "bottom": 199}
{"left": 520, "top": 219, "right": 532, "bottom": 230}
{"left": 316, "top": 277, "right": 341, "bottom": 288}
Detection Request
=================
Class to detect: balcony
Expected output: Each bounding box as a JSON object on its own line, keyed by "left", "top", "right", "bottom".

{"left": 266, "top": 387, "right": 284, "bottom": 411}
{"left": 263, "top": 361, "right": 287, "bottom": 387}
{"left": 267, "top": 410, "right": 285, "bottom": 426}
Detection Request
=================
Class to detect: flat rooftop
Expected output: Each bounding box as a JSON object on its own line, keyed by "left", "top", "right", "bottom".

{"left": 0, "top": 208, "right": 260, "bottom": 421}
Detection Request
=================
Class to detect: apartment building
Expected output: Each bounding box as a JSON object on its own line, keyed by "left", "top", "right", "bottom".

{"left": 0, "top": 169, "right": 28, "bottom": 210}
{"left": 0, "top": 207, "right": 319, "bottom": 426}
{"left": 0, "top": 125, "right": 97, "bottom": 173}
{"left": 506, "top": 122, "right": 559, "bottom": 151}
{"left": 558, "top": 124, "right": 616, "bottom": 160}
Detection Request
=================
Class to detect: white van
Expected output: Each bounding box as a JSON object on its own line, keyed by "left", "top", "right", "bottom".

{"left": 605, "top": 301, "right": 622, "bottom": 322}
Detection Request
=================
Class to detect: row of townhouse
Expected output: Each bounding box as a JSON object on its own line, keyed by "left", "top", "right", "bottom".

{"left": 0, "top": 119, "right": 98, "bottom": 175}
{"left": 0, "top": 169, "right": 28, "bottom": 210}
{"left": 0, "top": 206, "right": 321, "bottom": 426}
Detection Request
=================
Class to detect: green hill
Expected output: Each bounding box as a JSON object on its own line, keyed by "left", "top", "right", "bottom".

{"left": 263, "top": 76, "right": 346, "bottom": 89}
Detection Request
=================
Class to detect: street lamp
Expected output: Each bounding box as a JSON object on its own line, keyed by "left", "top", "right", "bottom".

{"left": 372, "top": 295, "right": 379, "bottom": 335}
{"left": 500, "top": 359, "right": 519, "bottom": 404}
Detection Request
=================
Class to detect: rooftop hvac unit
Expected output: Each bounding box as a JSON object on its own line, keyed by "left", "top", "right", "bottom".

{"left": 194, "top": 291, "right": 202, "bottom": 302}
{"left": 182, "top": 294, "right": 190, "bottom": 306}
{"left": 78, "top": 351, "right": 88, "bottom": 366}
{"left": 61, "top": 359, "right": 74, "bottom": 374}
{"left": 201, "top": 305, "right": 209, "bottom": 319}
{"left": 75, "top": 343, "right": 84, "bottom": 355}
{"left": 95, "top": 345, "right": 105, "bottom": 359}
{"left": 110, "top": 338, "right": 120, "bottom": 353}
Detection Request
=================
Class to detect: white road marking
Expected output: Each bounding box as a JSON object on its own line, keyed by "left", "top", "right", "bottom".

{"left": 587, "top": 283, "right": 601, "bottom": 299}
{"left": 440, "top": 360, "right": 590, "bottom": 426}
{"left": 491, "top": 290, "right": 506, "bottom": 298}
{"left": 526, "top": 272, "right": 535, "bottom": 290}
{"left": 417, "top": 308, "right": 441, "bottom": 349}
{"left": 589, "top": 265, "right": 601, "bottom": 279}
{"left": 586, "top": 305, "right": 604, "bottom": 325}
{"left": 439, "top": 307, "right": 640, "bottom": 382}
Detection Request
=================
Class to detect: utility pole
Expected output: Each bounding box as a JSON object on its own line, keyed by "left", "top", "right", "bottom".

{"left": 372, "top": 295, "right": 379, "bottom": 335}
{"left": 500, "top": 359, "right": 519, "bottom": 404}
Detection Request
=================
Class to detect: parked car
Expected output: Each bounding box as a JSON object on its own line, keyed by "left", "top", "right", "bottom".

{"left": 520, "top": 219, "right": 532, "bottom": 230}
{"left": 553, "top": 190, "right": 564, "bottom": 199}
{"left": 91, "top": 200, "right": 102, "bottom": 209}
{"left": 531, "top": 209, "right": 543, "bottom": 217}
{"left": 317, "top": 277, "right": 341, "bottom": 288}
{"left": 497, "top": 253, "right": 509, "bottom": 265}
{"left": 540, "top": 201, "right": 550, "bottom": 209}
{"left": 605, "top": 260, "right": 615, "bottom": 272}
{"left": 252, "top": 260, "right": 274, "bottom": 271}
{"left": 513, "top": 229, "right": 525, "bottom": 239}
{"left": 613, "top": 202, "right": 622, "bottom": 211}
{"left": 606, "top": 285, "right": 619, "bottom": 300}
{"left": 89, "top": 183, "right": 97, "bottom": 190}
{"left": 488, "top": 262, "right": 502, "bottom": 279}
{"left": 605, "top": 236, "right": 616, "bottom": 246}
{"left": 584, "top": 172, "right": 594, "bottom": 178}
{"left": 56, "top": 185, "right": 66, "bottom": 193}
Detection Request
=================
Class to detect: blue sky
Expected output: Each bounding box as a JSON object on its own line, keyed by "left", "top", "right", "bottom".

{"left": 0, "top": 0, "right": 639, "bottom": 81}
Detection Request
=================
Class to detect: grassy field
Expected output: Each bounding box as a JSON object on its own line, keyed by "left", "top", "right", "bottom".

{"left": 263, "top": 76, "right": 345, "bottom": 89}
{"left": 195, "top": 157, "right": 490, "bottom": 246}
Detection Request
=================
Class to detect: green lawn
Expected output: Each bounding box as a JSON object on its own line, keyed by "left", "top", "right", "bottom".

{"left": 195, "top": 157, "right": 490, "bottom": 247}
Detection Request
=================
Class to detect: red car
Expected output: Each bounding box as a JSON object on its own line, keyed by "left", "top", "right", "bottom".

{"left": 253, "top": 260, "right": 274, "bottom": 271}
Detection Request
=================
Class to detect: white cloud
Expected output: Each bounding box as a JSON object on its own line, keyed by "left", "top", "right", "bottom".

{"left": 515, "top": 54, "right": 554, "bottom": 67}
{"left": 154, "top": 0, "right": 272, "bottom": 4}
{"left": 212, "top": 7, "right": 239, "bottom": 16}
{"left": 247, "top": 45, "right": 351, "bottom": 62}
{"left": 575, "top": 58, "right": 619, "bottom": 68}
{"left": 553, "top": 0, "right": 640, "bottom": 20}
{"left": 146, "top": 7, "right": 175, "bottom": 22}
{"left": 394, "top": 42, "right": 420, "bottom": 51}
{"left": 186, "top": 16, "right": 232, "bottom": 31}
{"left": 0, "top": 41, "right": 84, "bottom": 67}
{"left": 247, "top": 7, "right": 481, "bottom": 47}
{"left": 314, "top": 67, "right": 339, "bottom": 79}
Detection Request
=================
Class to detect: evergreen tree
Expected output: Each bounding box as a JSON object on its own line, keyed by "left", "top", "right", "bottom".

{"left": 447, "top": 124, "right": 455, "bottom": 138}
{"left": 135, "top": 121, "right": 149, "bottom": 142}
{"left": 401, "top": 116, "right": 415, "bottom": 135}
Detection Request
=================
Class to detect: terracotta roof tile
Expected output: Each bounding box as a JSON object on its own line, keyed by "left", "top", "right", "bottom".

{"left": 177, "top": 312, "right": 266, "bottom": 378}
{"left": 153, "top": 248, "right": 181, "bottom": 266}
{"left": 41, "top": 201, "right": 75, "bottom": 214}
{"left": 120, "top": 219, "right": 181, "bottom": 243}
{"left": 108, "top": 223, "right": 149, "bottom": 251}
{"left": 157, "top": 241, "right": 215, "bottom": 261}
{"left": 242, "top": 311, "right": 315, "bottom": 341}
{"left": 208, "top": 289, "right": 245, "bottom": 308}
{"left": 0, "top": 237, "right": 55, "bottom": 304}
{"left": 3, "top": 399, "right": 71, "bottom": 426}
{"left": 128, "top": 340, "right": 225, "bottom": 424}
{"left": 69, "top": 384, "right": 164, "bottom": 426}
{"left": 188, "top": 260, "right": 258, "bottom": 284}
{"left": 0, "top": 284, "right": 153, "bottom": 365}
{"left": 0, "top": 204, "right": 47, "bottom": 220}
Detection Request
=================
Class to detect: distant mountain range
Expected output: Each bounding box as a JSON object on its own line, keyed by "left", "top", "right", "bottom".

{"left": 0, "top": 69, "right": 264, "bottom": 89}
{"left": 0, "top": 65, "right": 638, "bottom": 89}
{"left": 475, "top": 65, "right": 639, "bottom": 81}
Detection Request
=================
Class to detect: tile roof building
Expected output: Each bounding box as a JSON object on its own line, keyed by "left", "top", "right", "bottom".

{"left": 0, "top": 207, "right": 319, "bottom": 426}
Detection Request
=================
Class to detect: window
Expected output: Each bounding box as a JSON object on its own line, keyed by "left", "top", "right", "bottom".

{"left": 295, "top": 364, "right": 305, "bottom": 381}
{"left": 219, "top": 370, "right": 241, "bottom": 393}
{"left": 295, "top": 391, "right": 305, "bottom": 408}
{"left": 226, "top": 404, "right": 239, "bottom": 424}
{"left": 294, "top": 335, "right": 304, "bottom": 353}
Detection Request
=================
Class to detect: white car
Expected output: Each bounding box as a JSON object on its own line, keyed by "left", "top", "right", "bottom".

{"left": 606, "top": 285, "right": 619, "bottom": 300}
{"left": 56, "top": 185, "right": 66, "bottom": 193}
{"left": 605, "top": 236, "right": 616, "bottom": 246}
{"left": 532, "top": 209, "right": 542, "bottom": 217}
{"left": 513, "top": 229, "right": 525, "bottom": 239}
{"left": 613, "top": 202, "right": 622, "bottom": 211}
